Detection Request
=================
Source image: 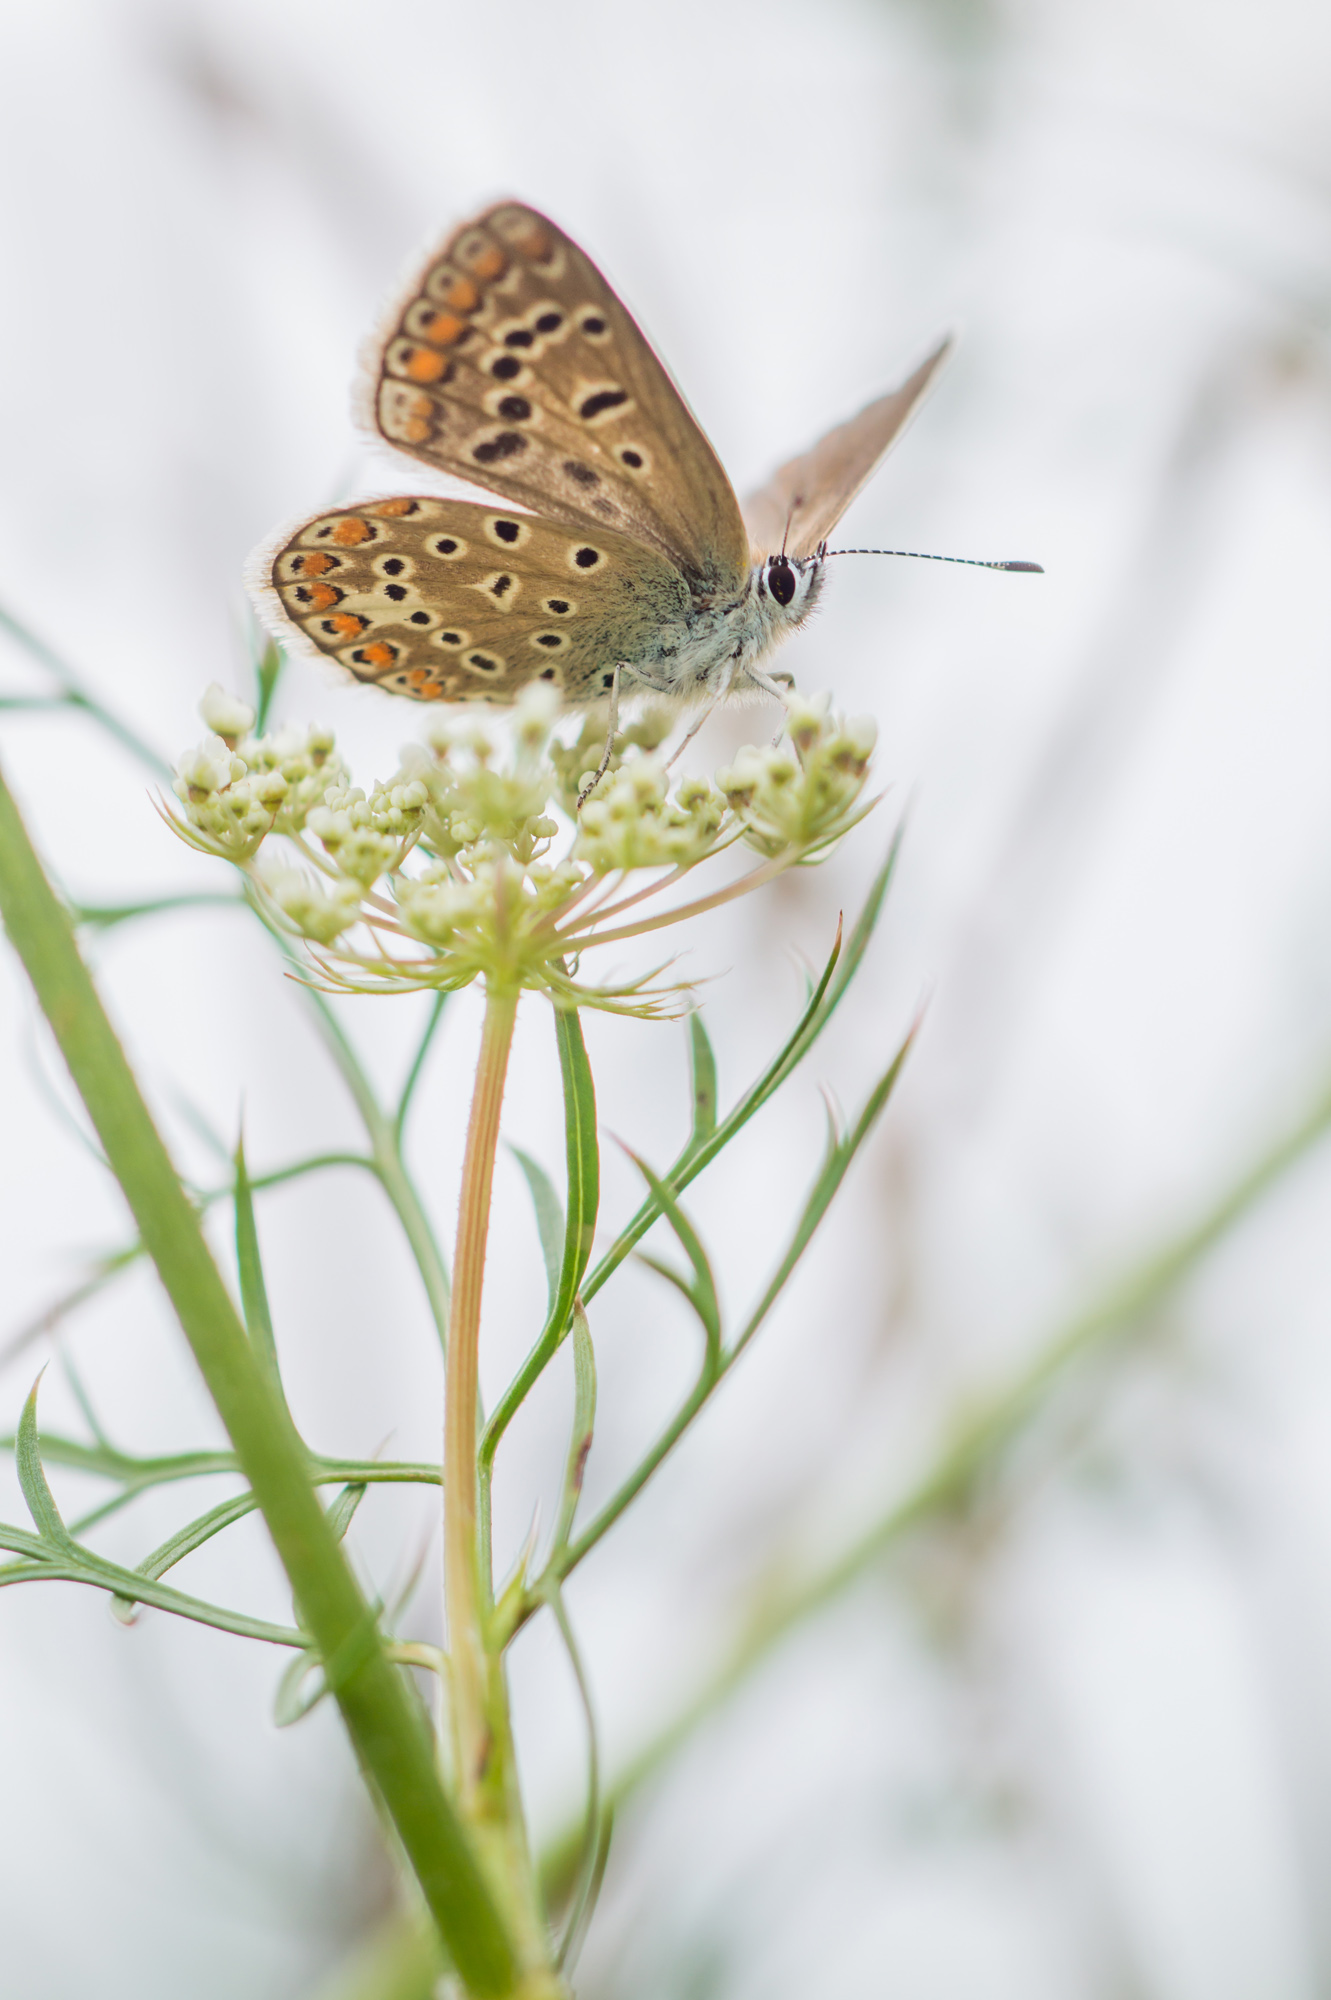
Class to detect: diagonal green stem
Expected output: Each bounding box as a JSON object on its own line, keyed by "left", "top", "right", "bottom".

{"left": 0, "top": 754, "right": 520, "bottom": 1998}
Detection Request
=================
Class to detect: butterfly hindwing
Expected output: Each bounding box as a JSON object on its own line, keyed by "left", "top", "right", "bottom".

{"left": 259, "top": 495, "right": 693, "bottom": 705}
{"left": 359, "top": 202, "right": 751, "bottom": 592}
{"left": 741, "top": 343, "right": 951, "bottom": 562}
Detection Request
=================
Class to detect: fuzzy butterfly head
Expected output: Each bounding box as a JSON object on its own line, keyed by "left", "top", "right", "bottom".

{"left": 247, "top": 201, "right": 948, "bottom": 721}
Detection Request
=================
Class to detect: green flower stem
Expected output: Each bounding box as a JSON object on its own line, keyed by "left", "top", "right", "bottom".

{"left": 0, "top": 756, "right": 520, "bottom": 2000}
{"left": 443, "top": 983, "right": 558, "bottom": 1990}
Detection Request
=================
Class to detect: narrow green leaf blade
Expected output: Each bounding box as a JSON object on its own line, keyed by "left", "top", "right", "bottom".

{"left": 137, "top": 1491, "right": 259, "bottom": 1582}
{"left": 686, "top": 1011, "right": 717, "bottom": 1153}
{"left": 327, "top": 1482, "right": 367, "bottom": 1542}
{"left": 553, "top": 1305, "right": 597, "bottom": 1552}
{"left": 582, "top": 826, "right": 904, "bottom": 1304}
{"left": 729, "top": 1023, "right": 917, "bottom": 1363}
{"left": 624, "top": 1149, "right": 720, "bottom": 1361}
{"left": 234, "top": 1135, "right": 281, "bottom": 1390}
{"left": 557, "top": 1006, "right": 600, "bottom": 1301}
{"left": 479, "top": 1010, "right": 601, "bottom": 1470}
{"left": 395, "top": 990, "right": 449, "bottom": 1138}
{"left": 275, "top": 1649, "right": 329, "bottom": 1727}
{"left": 253, "top": 633, "right": 285, "bottom": 733}
{"left": 15, "top": 1374, "right": 74, "bottom": 1548}
{"left": 509, "top": 1145, "right": 565, "bottom": 1315}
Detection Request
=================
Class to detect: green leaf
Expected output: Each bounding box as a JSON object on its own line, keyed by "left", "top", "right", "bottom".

{"left": 0, "top": 601, "right": 173, "bottom": 779}
{"left": 551, "top": 1026, "right": 918, "bottom": 1586}
{"left": 480, "top": 1007, "right": 600, "bottom": 1470}
{"left": 137, "top": 1492, "right": 259, "bottom": 1582}
{"left": 327, "top": 1482, "right": 367, "bottom": 1541}
{"left": 728, "top": 1024, "right": 917, "bottom": 1364}
{"left": 274, "top": 1648, "right": 329, "bottom": 1727}
{"left": 548, "top": 1586, "right": 608, "bottom": 1969}
{"left": 556, "top": 1006, "right": 600, "bottom": 1301}
{"left": 685, "top": 1011, "right": 717, "bottom": 1154}
{"left": 71, "top": 891, "right": 247, "bottom": 932}
{"left": 395, "top": 991, "right": 449, "bottom": 1139}
{"left": 253, "top": 633, "right": 284, "bottom": 733}
{"left": 552, "top": 1305, "right": 597, "bottom": 1555}
{"left": 234, "top": 1135, "right": 281, "bottom": 1390}
{"left": 509, "top": 1145, "right": 565, "bottom": 1315}
{"left": 15, "top": 1374, "right": 74, "bottom": 1548}
{"left": 583, "top": 827, "right": 904, "bottom": 1303}
{"left": 0, "top": 1519, "right": 59, "bottom": 1565}
{"left": 624, "top": 1149, "right": 721, "bottom": 1368}
{"left": 110, "top": 1487, "right": 262, "bottom": 1624}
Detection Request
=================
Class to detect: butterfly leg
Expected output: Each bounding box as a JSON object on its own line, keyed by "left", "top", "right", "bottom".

{"left": 664, "top": 657, "right": 741, "bottom": 771}
{"left": 742, "top": 666, "right": 795, "bottom": 745}
{"left": 576, "top": 663, "right": 626, "bottom": 810}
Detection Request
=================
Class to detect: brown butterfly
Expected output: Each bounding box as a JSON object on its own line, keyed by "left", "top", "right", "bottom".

{"left": 248, "top": 200, "right": 951, "bottom": 724}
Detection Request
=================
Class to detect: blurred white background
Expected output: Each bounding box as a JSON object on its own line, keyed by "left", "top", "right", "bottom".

{"left": 3, "top": 1, "right": 1331, "bottom": 1995}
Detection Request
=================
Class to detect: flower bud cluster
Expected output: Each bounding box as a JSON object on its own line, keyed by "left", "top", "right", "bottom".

{"left": 173, "top": 708, "right": 350, "bottom": 861}
{"left": 306, "top": 779, "right": 425, "bottom": 885}
{"left": 395, "top": 853, "right": 585, "bottom": 987}
{"left": 573, "top": 760, "right": 726, "bottom": 873}
{"left": 717, "top": 696, "right": 878, "bottom": 860}
{"left": 548, "top": 704, "right": 674, "bottom": 817}
{"left": 406, "top": 687, "right": 561, "bottom": 864}
{"left": 261, "top": 866, "right": 365, "bottom": 944}
{"left": 167, "top": 682, "right": 881, "bottom": 1010}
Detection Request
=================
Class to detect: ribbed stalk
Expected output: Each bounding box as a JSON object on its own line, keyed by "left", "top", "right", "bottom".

{"left": 444, "top": 984, "right": 561, "bottom": 1993}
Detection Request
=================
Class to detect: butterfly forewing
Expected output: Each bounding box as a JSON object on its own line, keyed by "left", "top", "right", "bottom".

{"left": 741, "top": 342, "right": 951, "bottom": 562}
{"left": 261, "top": 495, "right": 692, "bottom": 704}
{"left": 361, "top": 203, "right": 751, "bottom": 592}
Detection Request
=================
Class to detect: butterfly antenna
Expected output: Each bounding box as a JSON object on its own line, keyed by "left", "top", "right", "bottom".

{"left": 826, "top": 547, "right": 1043, "bottom": 573}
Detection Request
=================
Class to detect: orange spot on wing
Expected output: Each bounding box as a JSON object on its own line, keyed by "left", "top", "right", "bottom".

{"left": 330, "top": 517, "right": 373, "bottom": 546}
{"left": 406, "top": 667, "right": 445, "bottom": 699}
{"left": 442, "top": 275, "right": 480, "bottom": 312}
{"left": 470, "top": 244, "right": 507, "bottom": 281}
{"left": 359, "top": 642, "right": 396, "bottom": 669}
{"left": 403, "top": 346, "right": 448, "bottom": 383}
{"left": 421, "top": 310, "right": 467, "bottom": 347}
{"left": 328, "top": 614, "right": 368, "bottom": 637}
{"left": 292, "top": 550, "right": 337, "bottom": 576}
{"left": 300, "top": 581, "right": 341, "bottom": 611}
{"left": 515, "top": 226, "right": 552, "bottom": 262}
{"left": 373, "top": 498, "right": 418, "bottom": 518}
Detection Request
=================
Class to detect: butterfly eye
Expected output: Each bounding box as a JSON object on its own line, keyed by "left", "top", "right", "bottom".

{"left": 766, "top": 558, "right": 796, "bottom": 608}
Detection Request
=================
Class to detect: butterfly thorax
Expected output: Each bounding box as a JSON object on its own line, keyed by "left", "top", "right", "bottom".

{"left": 626, "top": 552, "right": 824, "bottom": 704}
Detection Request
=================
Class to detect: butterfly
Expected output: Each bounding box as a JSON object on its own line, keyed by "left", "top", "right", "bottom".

{"left": 248, "top": 200, "right": 949, "bottom": 729}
